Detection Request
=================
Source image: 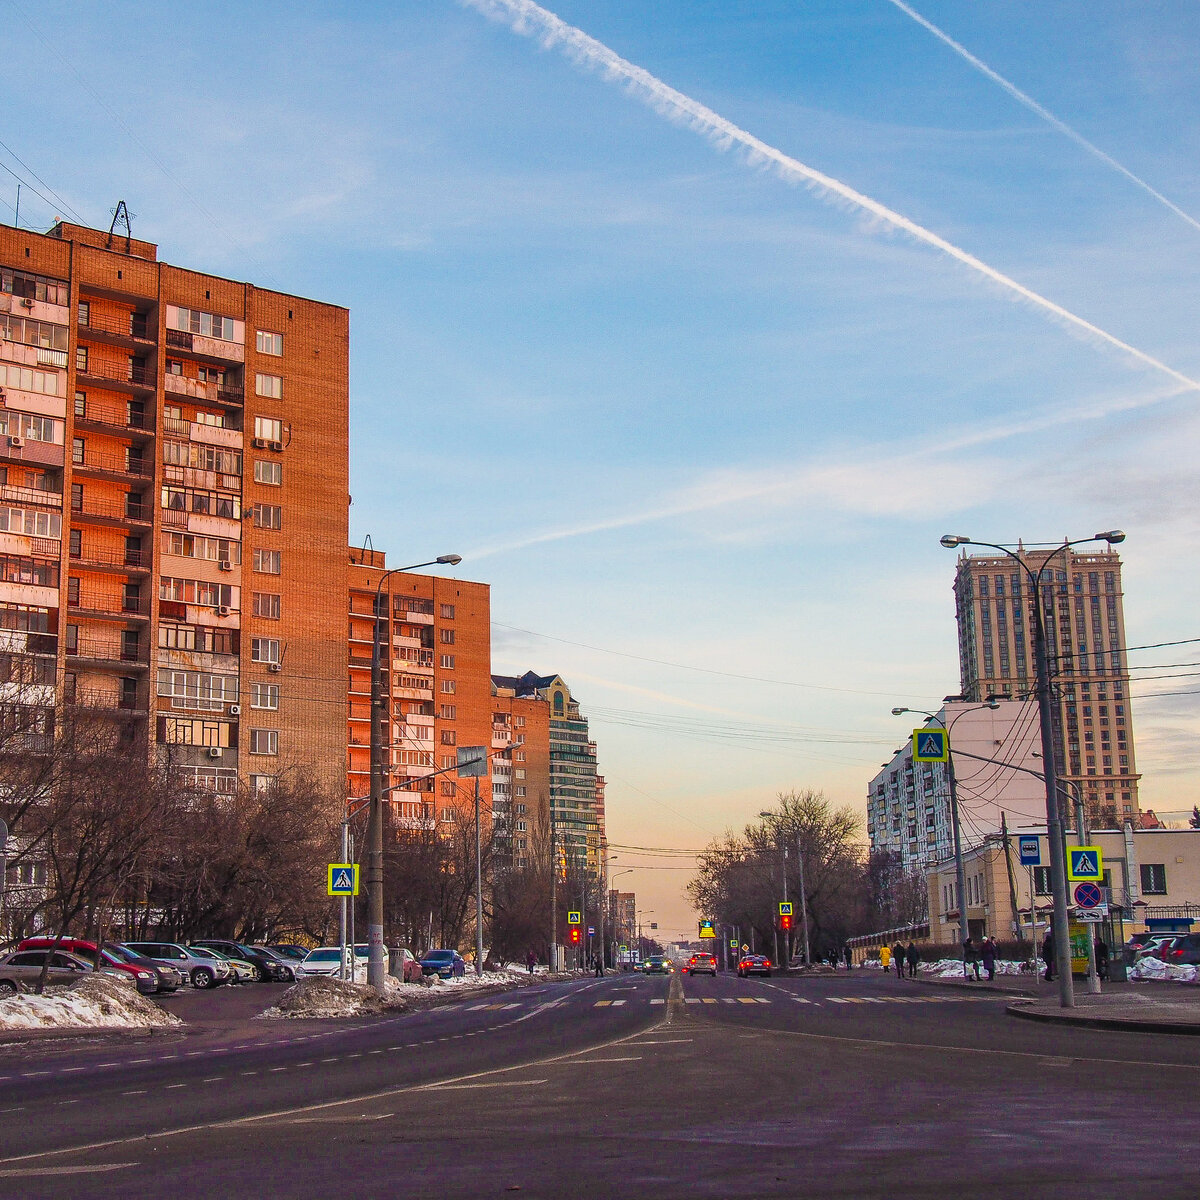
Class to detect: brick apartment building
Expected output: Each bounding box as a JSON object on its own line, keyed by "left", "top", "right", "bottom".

{"left": 347, "top": 548, "right": 492, "bottom": 831}
{"left": 490, "top": 683, "right": 551, "bottom": 870}
{"left": 0, "top": 219, "right": 348, "bottom": 797}
{"left": 951, "top": 545, "right": 1140, "bottom": 827}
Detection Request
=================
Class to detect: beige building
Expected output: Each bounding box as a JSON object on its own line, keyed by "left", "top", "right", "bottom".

{"left": 926, "top": 825, "right": 1200, "bottom": 946}
{"left": 950, "top": 545, "right": 1139, "bottom": 829}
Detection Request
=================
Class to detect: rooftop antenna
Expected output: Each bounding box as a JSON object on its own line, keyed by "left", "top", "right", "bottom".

{"left": 107, "top": 200, "right": 132, "bottom": 252}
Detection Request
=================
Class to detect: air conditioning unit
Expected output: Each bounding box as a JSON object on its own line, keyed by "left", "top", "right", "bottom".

{"left": 229, "top": 704, "right": 241, "bottom": 716}
{"left": 251, "top": 437, "right": 268, "bottom": 449}
{"left": 20, "top": 298, "right": 33, "bottom": 309}
{"left": 8, "top": 436, "right": 24, "bottom": 448}
{"left": 215, "top": 604, "right": 230, "bottom": 616}
{"left": 219, "top": 561, "right": 233, "bottom": 572}
{"left": 269, "top": 440, "right": 283, "bottom": 452}
{"left": 207, "top": 746, "right": 222, "bottom": 759}
{"left": 267, "top": 663, "right": 281, "bottom": 674}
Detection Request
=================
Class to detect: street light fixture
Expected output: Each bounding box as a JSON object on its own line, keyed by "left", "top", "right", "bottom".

{"left": 940, "top": 531, "right": 1126, "bottom": 1008}
{"left": 367, "top": 554, "right": 462, "bottom": 990}
{"left": 891, "top": 701, "right": 999, "bottom": 962}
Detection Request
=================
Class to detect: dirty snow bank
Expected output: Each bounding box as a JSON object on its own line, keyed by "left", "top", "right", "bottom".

{"left": 0, "top": 973, "right": 181, "bottom": 1031}
{"left": 1130, "top": 957, "right": 1198, "bottom": 984}
{"left": 258, "top": 976, "right": 409, "bottom": 1019}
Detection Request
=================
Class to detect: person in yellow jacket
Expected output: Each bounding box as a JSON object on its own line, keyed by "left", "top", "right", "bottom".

{"left": 880, "top": 944, "right": 892, "bottom": 973}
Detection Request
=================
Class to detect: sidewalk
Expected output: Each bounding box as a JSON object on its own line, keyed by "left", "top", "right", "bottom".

{"left": 912, "top": 970, "right": 1200, "bottom": 1033}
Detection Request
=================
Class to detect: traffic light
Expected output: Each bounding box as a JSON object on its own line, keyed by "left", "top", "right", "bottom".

{"left": 780, "top": 913, "right": 793, "bottom": 932}
{"left": 568, "top": 928, "right": 582, "bottom": 945}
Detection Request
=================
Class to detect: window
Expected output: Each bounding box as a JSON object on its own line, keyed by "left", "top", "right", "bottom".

{"left": 439, "top": 704, "right": 456, "bottom": 719}
{"left": 250, "top": 774, "right": 276, "bottom": 795}
{"left": 515, "top": 787, "right": 526, "bottom": 799}
{"left": 174, "top": 307, "right": 237, "bottom": 342}
{"left": 439, "top": 655, "right": 455, "bottom": 669}
{"left": 440, "top": 680, "right": 456, "bottom": 694}
{"left": 515, "top": 768, "right": 525, "bottom": 780}
{"left": 514, "top": 750, "right": 525, "bottom": 762}
{"left": 254, "top": 460, "right": 282, "bottom": 486}
{"left": 1033, "top": 866, "right": 1052, "bottom": 896}
{"left": 440, "top": 781, "right": 455, "bottom": 797}
{"left": 440, "top": 604, "right": 455, "bottom": 619}
{"left": 166, "top": 359, "right": 182, "bottom": 375}
{"left": 440, "top": 628, "right": 455, "bottom": 645}
{"left": 256, "top": 330, "right": 283, "bottom": 356}
{"left": 249, "top": 729, "right": 278, "bottom": 756}
{"left": 255, "top": 374, "right": 283, "bottom": 399}
{"left": 253, "top": 504, "right": 282, "bottom": 530}
{"left": 250, "top": 682, "right": 279, "bottom": 710}
{"left": 252, "top": 592, "right": 281, "bottom": 619}
{"left": 0, "top": 363, "right": 62, "bottom": 398}
{"left": 156, "top": 669, "right": 238, "bottom": 711}
{"left": 194, "top": 408, "right": 224, "bottom": 426}
{"left": 441, "top": 730, "right": 456, "bottom": 746}
{"left": 253, "top": 549, "right": 281, "bottom": 575}
{"left": 251, "top": 637, "right": 281, "bottom": 664}
{"left": 1141, "top": 864, "right": 1167, "bottom": 895}
{"left": 75, "top": 346, "right": 88, "bottom": 373}
{"left": 254, "top": 416, "right": 283, "bottom": 441}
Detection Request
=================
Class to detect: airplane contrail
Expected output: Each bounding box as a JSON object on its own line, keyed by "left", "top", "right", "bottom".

{"left": 458, "top": 0, "right": 1200, "bottom": 393}
{"left": 885, "top": 0, "right": 1200, "bottom": 234}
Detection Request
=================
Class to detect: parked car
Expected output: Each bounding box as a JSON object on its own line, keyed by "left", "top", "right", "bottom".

{"left": 736, "top": 954, "right": 773, "bottom": 978}
{"left": 124, "top": 941, "right": 232, "bottom": 989}
{"left": 18, "top": 938, "right": 178, "bottom": 994}
{"left": 1159, "top": 933, "right": 1200, "bottom": 967}
{"left": 0, "top": 949, "right": 109, "bottom": 996}
{"left": 267, "top": 944, "right": 310, "bottom": 964}
{"left": 684, "top": 952, "right": 718, "bottom": 976}
{"left": 251, "top": 945, "right": 299, "bottom": 981}
{"left": 391, "top": 947, "right": 424, "bottom": 983}
{"left": 190, "top": 940, "right": 290, "bottom": 982}
{"left": 297, "top": 947, "right": 366, "bottom": 983}
{"left": 419, "top": 949, "right": 466, "bottom": 979}
{"left": 1132, "top": 933, "right": 1181, "bottom": 961}
{"left": 195, "top": 946, "right": 256, "bottom": 984}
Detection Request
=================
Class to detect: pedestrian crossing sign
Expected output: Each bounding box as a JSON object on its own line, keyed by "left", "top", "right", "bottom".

{"left": 778, "top": 902, "right": 793, "bottom": 917}
{"left": 1068, "top": 847, "right": 1103, "bottom": 882}
{"left": 327, "top": 863, "right": 359, "bottom": 896}
{"left": 912, "top": 728, "right": 948, "bottom": 762}
{"left": 567, "top": 911, "right": 581, "bottom": 925}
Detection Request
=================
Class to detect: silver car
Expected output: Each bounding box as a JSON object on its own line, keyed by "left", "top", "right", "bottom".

{"left": 124, "top": 941, "right": 233, "bottom": 989}
{"left": 0, "top": 949, "right": 106, "bottom": 996}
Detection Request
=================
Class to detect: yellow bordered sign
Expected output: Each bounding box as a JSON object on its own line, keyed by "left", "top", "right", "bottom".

{"left": 567, "top": 911, "right": 582, "bottom": 925}
{"left": 327, "top": 863, "right": 359, "bottom": 896}
{"left": 1067, "top": 847, "right": 1103, "bottom": 882}
{"left": 913, "top": 728, "right": 948, "bottom": 762}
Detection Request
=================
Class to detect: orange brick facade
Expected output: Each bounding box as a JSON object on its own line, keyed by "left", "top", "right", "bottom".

{"left": 348, "top": 549, "right": 493, "bottom": 831}
{"left": 0, "top": 220, "right": 348, "bottom": 800}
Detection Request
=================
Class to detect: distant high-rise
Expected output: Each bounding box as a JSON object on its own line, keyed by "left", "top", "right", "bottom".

{"left": 951, "top": 545, "right": 1140, "bottom": 827}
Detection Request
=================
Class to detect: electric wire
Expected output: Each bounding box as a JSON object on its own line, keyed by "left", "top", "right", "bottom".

{"left": 0, "top": 138, "right": 89, "bottom": 226}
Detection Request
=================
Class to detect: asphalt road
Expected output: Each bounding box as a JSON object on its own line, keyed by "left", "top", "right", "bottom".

{"left": 2, "top": 969, "right": 1199, "bottom": 1197}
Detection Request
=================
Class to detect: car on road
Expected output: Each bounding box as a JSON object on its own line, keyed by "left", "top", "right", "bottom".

{"left": 420, "top": 949, "right": 466, "bottom": 979}
{"left": 0, "top": 949, "right": 110, "bottom": 996}
{"left": 736, "top": 954, "right": 772, "bottom": 978}
{"left": 643, "top": 956, "right": 673, "bottom": 975}
{"left": 190, "top": 940, "right": 290, "bottom": 982}
{"left": 1158, "top": 933, "right": 1200, "bottom": 967}
{"left": 684, "top": 952, "right": 717, "bottom": 976}
{"left": 124, "top": 941, "right": 233, "bottom": 989}
{"left": 18, "top": 938, "right": 179, "bottom": 994}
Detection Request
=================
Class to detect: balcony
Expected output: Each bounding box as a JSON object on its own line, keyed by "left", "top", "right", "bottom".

{"left": 66, "top": 634, "right": 147, "bottom": 668}
{"left": 75, "top": 359, "right": 156, "bottom": 394}
{"left": 0, "top": 484, "right": 61, "bottom": 509}
{"left": 164, "top": 328, "right": 244, "bottom": 364}
{"left": 70, "top": 544, "right": 150, "bottom": 573}
{"left": 71, "top": 495, "right": 152, "bottom": 526}
{"left": 68, "top": 587, "right": 148, "bottom": 621}
{"left": 78, "top": 308, "right": 154, "bottom": 347}
{"left": 74, "top": 404, "right": 154, "bottom": 439}
{"left": 70, "top": 686, "right": 147, "bottom": 716}
{"left": 71, "top": 447, "right": 152, "bottom": 481}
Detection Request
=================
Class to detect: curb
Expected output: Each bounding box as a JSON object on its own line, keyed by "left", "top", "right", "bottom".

{"left": 1006, "top": 1000, "right": 1200, "bottom": 1036}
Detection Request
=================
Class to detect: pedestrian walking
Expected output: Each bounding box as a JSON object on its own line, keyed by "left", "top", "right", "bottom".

{"left": 526, "top": 949, "right": 537, "bottom": 975}
{"left": 905, "top": 941, "right": 919, "bottom": 979}
{"left": 963, "top": 937, "right": 981, "bottom": 981}
{"left": 1095, "top": 937, "right": 1110, "bottom": 982}
{"left": 593, "top": 954, "right": 604, "bottom": 978}
{"left": 879, "top": 944, "right": 892, "bottom": 973}
{"left": 844, "top": 945, "right": 853, "bottom": 970}
{"left": 892, "top": 942, "right": 906, "bottom": 980}
{"left": 981, "top": 936, "right": 997, "bottom": 982}
{"left": 1041, "top": 930, "right": 1055, "bottom": 982}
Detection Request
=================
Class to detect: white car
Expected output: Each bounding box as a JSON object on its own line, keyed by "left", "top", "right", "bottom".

{"left": 297, "top": 946, "right": 368, "bottom": 983}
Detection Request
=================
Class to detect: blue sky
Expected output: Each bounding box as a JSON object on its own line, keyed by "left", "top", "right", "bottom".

{"left": 5, "top": 1, "right": 1198, "bottom": 937}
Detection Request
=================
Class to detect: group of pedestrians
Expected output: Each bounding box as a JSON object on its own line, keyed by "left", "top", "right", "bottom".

{"left": 880, "top": 941, "right": 920, "bottom": 977}
{"left": 961, "top": 935, "right": 998, "bottom": 981}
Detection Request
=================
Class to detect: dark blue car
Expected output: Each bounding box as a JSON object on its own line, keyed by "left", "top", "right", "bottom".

{"left": 420, "top": 949, "right": 466, "bottom": 979}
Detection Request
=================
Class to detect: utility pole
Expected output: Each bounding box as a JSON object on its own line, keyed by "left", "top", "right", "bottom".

{"left": 0, "top": 817, "right": 8, "bottom": 945}
{"left": 796, "top": 836, "right": 811, "bottom": 967}
{"left": 1070, "top": 787, "right": 1102, "bottom": 994}
{"left": 1001, "top": 812, "right": 1024, "bottom": 944}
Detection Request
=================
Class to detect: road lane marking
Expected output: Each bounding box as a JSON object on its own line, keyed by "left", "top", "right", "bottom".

{"left": 564, "top": 1057, "right": 642, "bottom": 1064}
{"left": 0, "top": 1164, "right": 138, "bottom": 1177}
{"left": 650, "top": 999, "right": 665, "bottom": 1005}
{"left": 629, "top": 1039, "right": 693, "bottom": 1045}
{"left": 291, "top": 1113, "right": 393, "bottom": 1122}
{"left": 424, "top": 1079, "right": 549, "bottom": 1091}
{"left": 594, "top": 1000, "right": 612, "bottom": 1007}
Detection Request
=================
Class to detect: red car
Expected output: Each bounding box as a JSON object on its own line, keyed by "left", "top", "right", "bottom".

{"left": 736, "top": 954, "right": 772, "bottom": 978}
{"left": 684, "top": 952, "right": 717, "bottom": 976}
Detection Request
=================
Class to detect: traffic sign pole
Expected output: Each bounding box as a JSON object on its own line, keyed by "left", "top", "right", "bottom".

{"left": 1071, "top": 792, "right": 1102, "bottom": 995}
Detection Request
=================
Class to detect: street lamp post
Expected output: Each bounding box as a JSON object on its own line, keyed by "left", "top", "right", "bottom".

{"left": 759, "top": 811, "right": 789, "bottom": 965}
{"left": 892, "top": 701, "right": 1000, "bottom": 965}
{"left": 940, "top": 531, "right": 1125, "bottom": 1009}
{"left": 367, "top": 553, "right": 461, "bottom": 990}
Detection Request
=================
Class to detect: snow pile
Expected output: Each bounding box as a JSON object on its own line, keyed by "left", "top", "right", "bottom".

{"left": 259, "top": 976, "right": 409, "bottom": 1019}
{"left": 0, "top": 973, "right": 181, "bottom": 1031}
{"left": 921, "top": 958, "right": 1031, "bottom": 978}
{"left": 1130, "top": 957, "right": 1198, "bottom": 984}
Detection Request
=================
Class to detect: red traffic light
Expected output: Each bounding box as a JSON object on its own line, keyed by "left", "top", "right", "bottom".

{"left": 568, "top": 928, "right": 582, "bottom": 944}
{"left": 780, "top": 914, "right": 793, "bottom": 931}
